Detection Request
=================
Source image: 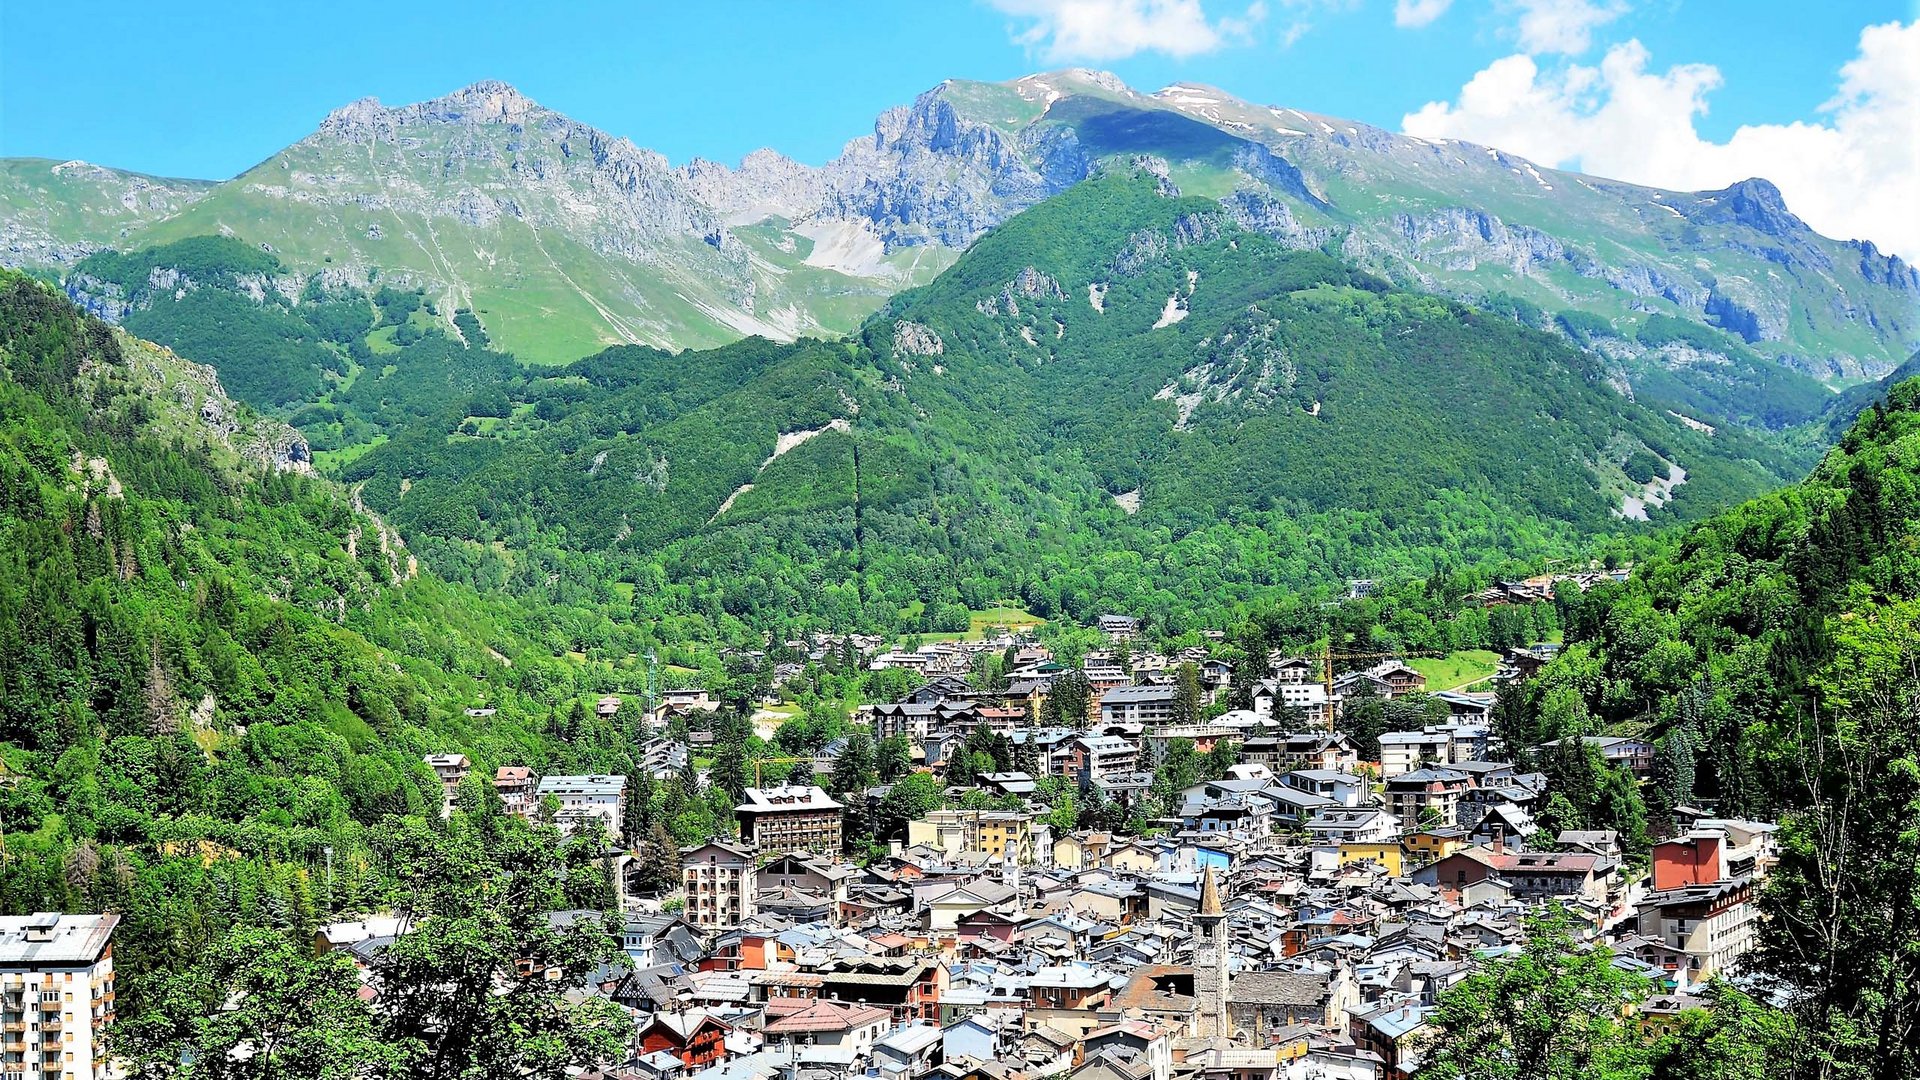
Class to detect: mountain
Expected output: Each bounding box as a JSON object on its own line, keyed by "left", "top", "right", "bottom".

{"left": 62, "top": 82, "right": 964, "bottom": 364}
{"left": 4, "top": 72, "right": 1912, "bottom": 402}
{"left": 333, "top": 171, "right": 1806, "bottom": 637}
{"left": 0, "top": 158, "right": 212, "bottom": 267}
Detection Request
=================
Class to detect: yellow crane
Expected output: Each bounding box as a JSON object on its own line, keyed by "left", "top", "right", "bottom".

{"left": 1318, "top": 644, "right": 1450, "bottom": 732}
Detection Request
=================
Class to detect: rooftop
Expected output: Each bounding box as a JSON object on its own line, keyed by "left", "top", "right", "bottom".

{"left": 0, "top": 913, "right": 119, "bottom": 967}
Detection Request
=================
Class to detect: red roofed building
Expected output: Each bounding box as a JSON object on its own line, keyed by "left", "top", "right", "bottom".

{"left": 762, "top": 998, "right": 892, "bottom": 1055}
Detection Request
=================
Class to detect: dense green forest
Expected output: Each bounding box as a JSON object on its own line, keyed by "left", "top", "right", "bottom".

{"left": 59, "top": 176, "right": 1814, "bottom": 650}
{"left": 1489, "top": 380, "right": 1920, "bottom": 1076}
{"left": 70, "top": 237, "right": 522, "bottom": 452}
{"left": 0, "top": 271, "right": 767, "bottom": 1016}
{"left": 324, "top": 174, "right": 1803, "bottom": 641}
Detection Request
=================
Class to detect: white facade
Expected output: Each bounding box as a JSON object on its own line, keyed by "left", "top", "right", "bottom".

{"left": 0, "top": 913, "right": 118, "bottom": 1080}
{"left": 535, "top": 774, "right": 627, "bottom": 837}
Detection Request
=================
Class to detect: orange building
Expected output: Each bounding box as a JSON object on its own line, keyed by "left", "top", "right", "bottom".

{"left": 1652, "top": 832, "right": 1725, "bottom": 891}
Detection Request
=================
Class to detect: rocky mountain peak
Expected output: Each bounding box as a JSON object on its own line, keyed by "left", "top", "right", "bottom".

{"left": 428, "top": 79, "right": 541, "bottom": 123}
{"left": 316, "top": 80, "right": 545, "bottom": 143}
{"left": 1688, "top": 177, "right": 1807, "bottom": 238}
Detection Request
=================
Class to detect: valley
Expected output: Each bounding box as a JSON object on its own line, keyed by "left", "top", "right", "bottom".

{"left": 0, "top": 36, "right": 1917, "bottom": 1080}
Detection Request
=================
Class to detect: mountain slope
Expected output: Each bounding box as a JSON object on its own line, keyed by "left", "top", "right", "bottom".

{"left": 6, "top": 72, "right": 1910, "bottom": 403}
{"left": 996, "top": 72, "right": 1916, "bottom": 385}
{"left": 337, "top": 172, "right": 1805, "bottom": 634}
{"left": 104, "top": 83, "right": 957, "bottom": 364}
{"left": 0, "top": 158, "right": 212, "bottom": 267}
{"left": 0, "top": 270, "right": 707, "bottom": 1008}
{"left": 1498, "top": 376, "right": 1920, "bottom": 1074}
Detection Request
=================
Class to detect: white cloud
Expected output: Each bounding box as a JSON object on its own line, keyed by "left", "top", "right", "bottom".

{"left": 1403, "top": 21, "right": 1920, "bottom": 260}
{"left": 1394, "top": 0, "right": 1453, "bottom": 29}
{"left": 1510, "top": 0, "right": 1628, "bottom": 55}
{"left": 989, "top": 0, "right": 1268, "bottom": 62}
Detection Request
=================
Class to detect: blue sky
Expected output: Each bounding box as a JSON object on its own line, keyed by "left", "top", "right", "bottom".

{"left": 2, "top": 1, "right": 1914, "bottom": 254}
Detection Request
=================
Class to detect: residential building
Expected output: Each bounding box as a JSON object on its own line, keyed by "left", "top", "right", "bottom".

{"left": 1145, "top": 726, "right": 1236, "bottom": 765}
{"left": 494, "top": 766, "right": 536, "bottom": 817}
{"left": 1401, "top": 826, "right": 1470, "bottom": 868}
{"left": 0, "top": 912, "right": 118, "bottom": 1080}
{"left": 762, "top": 999, "right": 891, "bottom": 1056}
{"left": 1385, "top": 768, "right": 1470, "bottom": 828}
{"left": 1652, "top": 820, "right": 1779, "bottom": 890}
{"left": 908, "top": 809, "right": 1037, "bottom": 865}
{"left": 817, "top": 958, "right": 943, "bottom": 1023}
{"left": 1275, "top": 733, "right": 1359, "bottom": 772}
{"left": 1270, "top": 656, "right": 1317, "bottom": 684}
{"left": 874, "top": 1021, "right": 944, "bottom": 1080}
{"left": 735, "top": 785, "right": 843, "bottom": 854}
{"left": 1067, "top": 735, "right": 1139, "bottom": 787}
{"left": 1624, "top": 876, "right": 1762, "bottom": 985}
{"left": 1373, "top": 661, "right": 1428, "bottom": 696}
{"left": 1585, "top": 736, "right": 1657, "bottom": 779}
{"left": 1281, "top": 769, "right": 1366, "bottom": 807}
{"left": 1378, "top": 730, "right": 1453, "bottom": 779}
{"left": 1304, "top": 807, "right": 1400, "bottom": 845}
{"left": 1100, "top": 683, "right": 1181, "bottom": 727}
{"left": 535, "top": 774, "right": 628, "bottom": 837}
{"left": 423, "top": 753, "right": 470, "bottom": 819}
{"left": 636, "top": 1010, "right": 732, "bottom": 1069}
{"left": 682, "top": 841, "right": 755, "bottom": 930}
{"left": 1418, "top": 845, "right": 1609, "bottom": 904}
{"left": 1252, "top": 681, "right": 1334, "bottom": 729}
{"left": 1337, "top": 841, "right": 1406, "bottom": 876}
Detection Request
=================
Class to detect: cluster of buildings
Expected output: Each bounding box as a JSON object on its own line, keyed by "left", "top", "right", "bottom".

{"left": 18, "top": 606, "right": 1766, "bottom": 1080}
{"left": 392, "top": 637, "right": 1768, "bottom": 1080}
{"left": 612, "top": 792, "right": 1775, "bottom": 1080}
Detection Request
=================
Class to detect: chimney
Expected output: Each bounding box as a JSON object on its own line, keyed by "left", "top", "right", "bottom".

{"left": 1491, "top": 823, "right": 1506, "bottom": 855}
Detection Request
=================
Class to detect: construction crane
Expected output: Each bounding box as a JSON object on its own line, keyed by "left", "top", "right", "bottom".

{"left": 1317, "top": 644, "right": 1450, "bottom": 732}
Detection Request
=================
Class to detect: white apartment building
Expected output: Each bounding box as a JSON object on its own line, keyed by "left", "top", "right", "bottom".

{"left": 0, "top": 913, "right": 118, "bottom": 1080}
{"left": 535, "top": 774, "right": 628, "bottom": 837}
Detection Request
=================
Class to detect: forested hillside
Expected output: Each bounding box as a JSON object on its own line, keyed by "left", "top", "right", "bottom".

{"left": 326, "top": 172, "right": 1804, "bottom": 639}
{"left": 0, "top": 271, "right": 686, "bottom": 1013}
{"left": 1497, "top": 379, "right": 1920, "bottom": 1072}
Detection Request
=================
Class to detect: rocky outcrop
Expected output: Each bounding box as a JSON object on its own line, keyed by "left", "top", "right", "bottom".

{"left": 1390, "top": 207, "right": 1571, "bottom": 276}
{"left": 822, "top": 90, "right": 1070, "bottom": 249}
{"left": 892, "top": 321, "right": 944, "bottom": 356}
{"left": 1682, "top": 178, "right": 1805, "bottom": 238}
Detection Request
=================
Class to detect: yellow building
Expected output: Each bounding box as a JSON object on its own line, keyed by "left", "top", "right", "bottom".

{"left": 1338, "top": 841, "right": 1405, "bottom": 877}
{"left": 1401, "top": 826, "right": 1470, "bottom": 867}
{"left": 909, "top": 810, "right": 1036, "bottom": 864}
